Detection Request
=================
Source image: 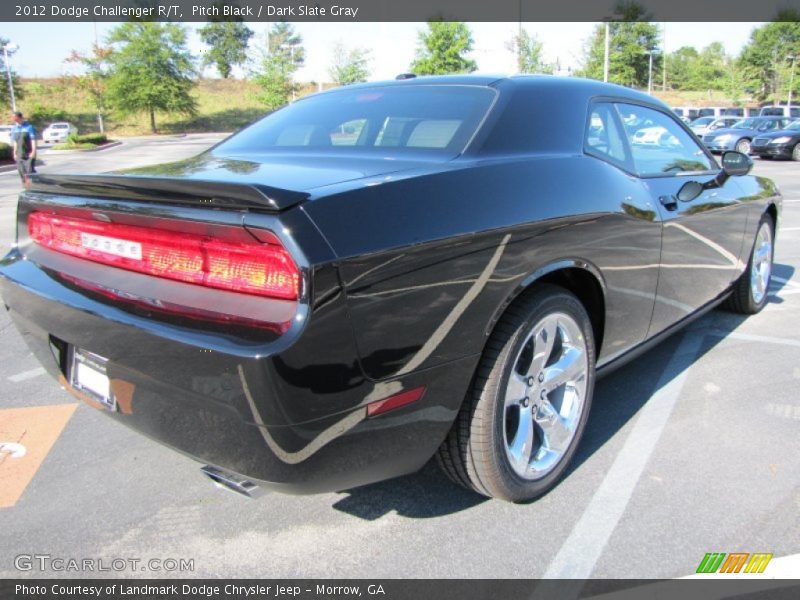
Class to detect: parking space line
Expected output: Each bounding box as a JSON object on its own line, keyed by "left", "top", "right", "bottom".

{"left": 542, "top": 333, "right": 704, "bottom": 578}
{"left": 0, "top": 404, "right": 77, "bottom": 508}
{"left": 7, "top": 367, "right": 46, "bottom": 383}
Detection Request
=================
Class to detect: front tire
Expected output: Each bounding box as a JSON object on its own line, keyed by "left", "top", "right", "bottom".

{"left": 725, "top": 214, "right": 774, "bottom": 314}
{"left": 436, "top": 285, "right": 595, "bottom": 501}
{"left": 792, "top": 144, "right": 800, "bottom": 161}
{"left": 735, "top": 138, "right": 752, "bottom": 154}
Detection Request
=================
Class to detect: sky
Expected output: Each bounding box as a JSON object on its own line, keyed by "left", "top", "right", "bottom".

{"left": 3, "top": 21, "right": 762, "bottom": 82}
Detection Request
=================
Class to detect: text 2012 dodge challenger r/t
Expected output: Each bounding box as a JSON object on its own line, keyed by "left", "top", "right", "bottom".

{"left": 0, "top": 76, "right": 780, "bottom": 501}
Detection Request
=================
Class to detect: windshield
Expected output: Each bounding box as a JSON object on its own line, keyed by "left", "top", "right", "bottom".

{"left": 787, "top": 121, "right": 800, "bottom": 130}
{"left": 732, "top": 118, "right": 758, "bottom": 129}
{"left": 217, "top": 85, "right": 497, "bottom": 158}
{"left": 691, "top": 117, "right": 714, "bottom": 126}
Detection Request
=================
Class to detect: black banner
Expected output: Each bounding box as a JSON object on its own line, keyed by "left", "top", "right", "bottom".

{"left": 2, "top": 580, "right": 800, "bottom": 600}
{"left": 3, "top": 0, "right": 800, "bottom": 22}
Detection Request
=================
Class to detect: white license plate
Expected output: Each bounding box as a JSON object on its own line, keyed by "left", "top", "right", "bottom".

{"left": 70, "top": 348, "right": 115, "bottom": 409}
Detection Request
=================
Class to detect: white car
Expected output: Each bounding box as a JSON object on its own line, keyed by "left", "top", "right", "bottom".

{"left": 0, "top": 124, "right": 13, "bottom": 145}
{"left": 42, "top": 122, "right": 78, "bottom": 144}
{"left": 632, "top": 126, "right": 679, "bottom": 147}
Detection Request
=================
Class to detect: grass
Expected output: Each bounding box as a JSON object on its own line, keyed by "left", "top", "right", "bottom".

{"left": 51, "top": 142, "right": 100, "bottom": 150}
{"left": 17, "top": 78, "right": 332, "bottom": 137}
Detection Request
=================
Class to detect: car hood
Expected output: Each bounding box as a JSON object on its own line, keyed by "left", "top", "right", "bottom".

{"left": 752, "top": 129, "right": 800, "bottom": 140}
{"left": 704, "top": 127, "right": 756, "bottom": 137}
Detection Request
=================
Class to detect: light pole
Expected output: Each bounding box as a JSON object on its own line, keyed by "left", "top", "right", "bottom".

{"left": 3, "top": 42, "right": 18, "bottom": 112}
{"left": 787, "top": 55, "right": 797, "bottom": 109}
{"left": 603, "top": 22, "right": 610, "bottom": 82}
{"left": 646, "top": 50, "right": 654, "bottom": 95}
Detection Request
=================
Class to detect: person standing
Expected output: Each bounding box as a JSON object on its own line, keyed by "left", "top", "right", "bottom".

{"left": 11, "top": 110, "right": 37, "bottom": 187}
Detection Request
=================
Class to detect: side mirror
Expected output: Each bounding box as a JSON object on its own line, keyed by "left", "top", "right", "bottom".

{"left": 702, "top": 150, "right": 753, "bottom": 192}
{"left": 720, "top": 150, "right": 753, "bottom": 177}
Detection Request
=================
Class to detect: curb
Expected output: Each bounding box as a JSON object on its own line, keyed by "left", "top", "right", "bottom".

{"left": 48, "top": 140, "right": 124, "bottom": 153}
{"left": 0, "top": 164, "right": 17, "bottom": 174}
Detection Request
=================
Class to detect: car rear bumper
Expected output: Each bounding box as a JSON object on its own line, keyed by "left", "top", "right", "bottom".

{"left": 0, "top": 250, "right": 475, "bottom": 493}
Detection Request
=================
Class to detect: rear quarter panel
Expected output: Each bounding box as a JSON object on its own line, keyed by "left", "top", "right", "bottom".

{"left": 303, "top": 154, "right": 664, "bottom": 380}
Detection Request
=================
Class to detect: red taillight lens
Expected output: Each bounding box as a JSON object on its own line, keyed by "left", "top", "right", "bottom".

{"left": 28, "top": 212, "right": 300, "bottom": 300}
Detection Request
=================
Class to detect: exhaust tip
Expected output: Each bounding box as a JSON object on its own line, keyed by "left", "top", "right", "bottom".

{"left": 201, "top": 465, "right": 264, "bottom": 499}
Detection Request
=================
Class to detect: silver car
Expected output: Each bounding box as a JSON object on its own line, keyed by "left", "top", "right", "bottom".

{"left": 42, "top": 122, "right": 78, "bottom": 144}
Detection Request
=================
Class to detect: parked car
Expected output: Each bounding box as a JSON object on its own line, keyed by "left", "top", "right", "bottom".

{"left": 759, "top": 105, "right": 800, "bottom": 118}
{"left": 0, "top": 76, "right": 780, "bottom": 502}
{"left": 42, "top": 122, "right": 78, "bottom": 144}
{"left": 751, "top": 120, "right": 800, "bottom": 160}
{"left": 689, "top": 116, "right": 740, "bottom": 137}
{"left": 702, "top": 116, "right": 790, "bottom": 154}
{"left": 672, "top": 106, "right": 699, "bottom": 121}
{"left": 0, "top": 124, "right": 14, "bottom": 145}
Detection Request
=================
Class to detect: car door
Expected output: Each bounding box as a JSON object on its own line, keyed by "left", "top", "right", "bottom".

{"left": 616, "top": 102, "right": 750, "bottom": 337}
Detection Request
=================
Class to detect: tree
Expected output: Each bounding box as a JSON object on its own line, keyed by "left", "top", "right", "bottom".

{"left": 198, "top": 21, "right": 253, "bottom": 79}
{"left": 739, "top": 22, "right": 800, "bottom": 102}
{"left": 0, "top": 37, "right": 23, "bottom": 111}
{"left": 507, "top": 29, "right": 552, "bottom": 74}
{"left": 253, "top": 22, "right": 305, "bottom": 110}
{"left": 329, "top": 43, "right": 371, "bottom": 86}
{"left": 65, "top": 43, "right": 112, "bottom": 133}
{"left": 106, "top": 23, "right": 197, "bottom": 133}
{"left": 410, "top": 21, "right": 477, "bottom": 75}
{"left": 579, "top": 2, "right": 661, "bottom": 88}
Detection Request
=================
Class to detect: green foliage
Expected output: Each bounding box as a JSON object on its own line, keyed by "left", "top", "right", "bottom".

{"left": 253, "top": 23, "right": 305, "bottom": 110}
{"left": 0, "top": 37, "right": 23, "bottom": 109}
{"left": 0, "top": 142, "right": 11, "bottom": 160}
{"left": 507, "top": 30, "right": 552, "bottom": 74}
{"left": 71, "top": 132, "right": 108, "bottom": 144}
{"left": 328, "top": 43, "right": 371, "bottom": 86}
{"left": 410, "top": 21, "right": 477, "bottom": 75}
{"left": 28, "top": 103, "right": 67, "bottom": 125}
{"left": 667, "top": 43, "right": 730, "bottom": 91}
{"left": 578, "top": 2, "right": 661, "bottom": 88}
{"left": 106, "top": 22, "right": 198, "bottom": 133}
{"left": 64, "top": 43, "right": 112, "bottom": 133}
{"left": 198, "top": 22, "right": 254, "bottom": 79}
{"left": 738, "top": 22, "right": 800, "bottom": 102}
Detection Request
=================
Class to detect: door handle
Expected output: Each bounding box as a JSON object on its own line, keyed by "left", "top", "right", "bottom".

{"left": 659, "top": 195, "right": 678, "bottom": 211}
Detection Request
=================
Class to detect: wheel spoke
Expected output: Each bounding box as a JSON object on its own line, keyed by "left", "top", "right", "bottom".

{"left": 529, "top": 317, "right": 558, "bottom": 376}
{"left": 505, "top": 371, "right": 529, "bottom": 407}
{"left": 542, "top": 346, "right": 584, "bottom": 391}
{"left": 507, "top": 404, "right": 534, "bottom": 473}
{"left": 534, "top": 400, "right": 572, "bottom": 454}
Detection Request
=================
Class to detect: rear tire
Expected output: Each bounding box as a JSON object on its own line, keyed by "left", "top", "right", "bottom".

{"left": 792, "top": 144, "right": 800, "bottom": 161}
{"left": 725, "top": 214, "right": 774, "bottom": 314}
{"left": 436, "top": 284, "right": 595, "bottom": 502}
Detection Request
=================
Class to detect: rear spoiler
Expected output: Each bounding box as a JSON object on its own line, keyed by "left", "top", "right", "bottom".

{"left": 27, "top": 174, "right": 309, "bottom": 212}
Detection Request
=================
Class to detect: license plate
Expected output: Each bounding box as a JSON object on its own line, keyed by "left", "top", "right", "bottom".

{"left": 70, "top": 348, "right": 115, "bottom": 410}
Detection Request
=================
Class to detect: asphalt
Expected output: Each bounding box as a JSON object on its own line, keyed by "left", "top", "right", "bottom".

{"left": 0, "top": 137, "right": 797, "bottom": 579}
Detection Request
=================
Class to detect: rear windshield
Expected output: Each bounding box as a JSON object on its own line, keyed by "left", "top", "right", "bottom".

{"left": 51, "top": 124, "right": 69, "bottom": 129}
{"left": 217, "top": 85, "right": 496, "bottom": 157}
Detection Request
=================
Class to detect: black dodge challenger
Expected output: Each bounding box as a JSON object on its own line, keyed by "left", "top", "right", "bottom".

{"left": 0, "top": 75, "right": 780, "bottom": 502}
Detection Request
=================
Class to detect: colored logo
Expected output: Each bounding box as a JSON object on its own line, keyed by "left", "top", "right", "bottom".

{"left": 696, "top": 552, "right": 773, "bottom": 574}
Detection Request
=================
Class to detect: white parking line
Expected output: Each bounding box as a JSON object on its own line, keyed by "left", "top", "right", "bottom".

{"left": 7, "top": 367, "right": 46, "bottom": 383}
{"left": 542, "top": 333, "right": 704, "bottom": 578}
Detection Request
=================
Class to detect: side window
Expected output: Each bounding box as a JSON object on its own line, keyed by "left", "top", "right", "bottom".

{"left": 616, "top": 103, "right": 715, "bottom": 177}
{"left": 585, "top": 103, "right": 629, "bottom": 167}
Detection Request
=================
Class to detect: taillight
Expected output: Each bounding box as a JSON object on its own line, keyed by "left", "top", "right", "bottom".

{"left": 28, "top": 212, "right": 300, "bottom": 300}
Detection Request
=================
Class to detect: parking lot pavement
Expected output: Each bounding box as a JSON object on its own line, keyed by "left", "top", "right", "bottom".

{"left": 0, "top": 144, "right": 798, "bottom": 579}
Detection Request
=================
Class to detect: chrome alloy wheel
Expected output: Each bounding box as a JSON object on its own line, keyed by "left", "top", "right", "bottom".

{"left": 503, "top": 312, "right": 588, "bottom": 480}
{"left": 750, "top": 221, "right": 773, "bottom": 305}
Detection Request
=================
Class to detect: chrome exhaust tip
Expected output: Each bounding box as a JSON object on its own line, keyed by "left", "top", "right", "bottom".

{"left": 201, "top": 465, "right": 264, "bottom": 499}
